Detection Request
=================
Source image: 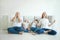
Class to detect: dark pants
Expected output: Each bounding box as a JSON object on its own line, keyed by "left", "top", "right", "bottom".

{"left": 36, "top": 28, "right": 57, "bottom": 35}
{"left": 23, "top": 28, "right": 29, "bottom": 32}
{"left": 7, "top": 26, "right": 24, "bottom": 34}
{"left": 42, "top": 28, "right": 57, "bottom": 35}
{"left": 30, "top": 27, "right": 44, "bottom": 34}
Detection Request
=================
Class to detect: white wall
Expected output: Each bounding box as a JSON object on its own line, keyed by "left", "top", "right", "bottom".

{"left": 0, "top": 0, "right": 59, "bottom": 16}
{"left": 0, "top": 0, "right": 60, "bottom": 32}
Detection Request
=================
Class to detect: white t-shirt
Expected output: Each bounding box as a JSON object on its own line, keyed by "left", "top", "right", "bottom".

{"left": 23, "top": 22, "right": 29, "bottom": 29}
{"left": 12, "top": 16, "right": 23, "bottom": 27}
{"left": 40, "top": 18, "right": 51, "bottom": 29}
{"left": 13, "top": 22, "right": 22, "bottom": 27}
{"left": 31, "top": 22, "right": 36, "bottom": 28}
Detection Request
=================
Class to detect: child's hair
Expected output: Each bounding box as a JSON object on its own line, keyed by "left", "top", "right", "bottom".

{"left": 23, "top": 16, "right": 28, "bottom": 22}
{"left": 34, "top": 19, "right": 39, "bottom": 23}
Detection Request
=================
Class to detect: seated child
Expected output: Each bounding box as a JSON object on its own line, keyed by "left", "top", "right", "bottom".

{"left": 22, "top": 16, "right": 30, "bottom": 32}
{"left": 29, "top": 17, "right": 44, "bottom": 35}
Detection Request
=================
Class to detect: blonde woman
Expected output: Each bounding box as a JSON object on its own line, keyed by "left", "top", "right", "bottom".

{"left": 8, "top": 12, "right": 23, "bottom": 34}
{"left": 36, "top": 12, "right": 57, "bottom": 35}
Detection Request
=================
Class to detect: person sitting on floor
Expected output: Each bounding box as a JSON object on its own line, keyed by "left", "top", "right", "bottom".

{"left": 22, "top": 16, "right": 30, "bottom": 32}
{"left": 7, "top": 12, "right": 23, "bottom": 34}
{"left": 36, "top": 12, "right": 57, "bottom": 35}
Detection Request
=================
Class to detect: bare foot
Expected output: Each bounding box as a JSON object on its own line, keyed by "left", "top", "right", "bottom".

{"left": 48, "top": 30, "right": 51, "bottom": 32}
{"left": 44, "top": 30, "right": 51, "bottom": 34}
{"left": 19, "top": 32, "right": 23, "bottom": 35}
{"left": 30, "top": 31, "right": 36, "bottom": 35}
{"left": 32, "top": 32, "right": 36, "bottom": 35}
{"left": 44, "top": 31, "right": 49, "bottom": 34}
{"left": 28, "top": 30, "right": 31, "bottom": 33}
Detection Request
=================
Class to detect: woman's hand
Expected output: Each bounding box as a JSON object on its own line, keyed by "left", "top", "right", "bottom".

{"left": 11, "top": 16, "right": 16, "bottom": 22}
{"left": 48, "top": 20, "right": 56, "bottom": 26}
{"left": 36, "top": 23, "right": 41, "bottom": 27}
{"left": 53, "top": 20, "right": 56, "bottom": 23}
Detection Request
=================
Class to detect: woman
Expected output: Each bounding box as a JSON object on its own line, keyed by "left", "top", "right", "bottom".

{"left": 7, "top": 12, "right": 23, "bottom": 34}
{"left": 36, "top": 12, "right": 57, "bottom": 35}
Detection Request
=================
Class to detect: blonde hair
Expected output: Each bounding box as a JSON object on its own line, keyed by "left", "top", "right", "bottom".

{"left": 41, "top": 12, "right": 48, "bottom": 18}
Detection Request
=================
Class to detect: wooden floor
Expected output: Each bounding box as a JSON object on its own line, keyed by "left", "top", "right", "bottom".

{"left": 0, "top": 30, "right": 60, "bottom": 40}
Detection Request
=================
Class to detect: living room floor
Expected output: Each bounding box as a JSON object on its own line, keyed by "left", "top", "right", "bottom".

{"left": 0, "top": 30, "right": 60, "bottom": 40}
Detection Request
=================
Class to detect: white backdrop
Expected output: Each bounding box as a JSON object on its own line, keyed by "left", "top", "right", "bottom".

{"left": 0, "top": 0, "right": 60, "bottom": 40}
{"left": 0, "top": 0, "right": 60, "bottom": 33}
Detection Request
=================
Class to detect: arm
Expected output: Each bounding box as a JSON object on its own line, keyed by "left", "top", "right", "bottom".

{"left": 11, "top": 16, "right": 16, "bottom": 22}
{"left": 27, "top": 23, "right": 32, "bottom": 31}
{"left": 18, "top": 16, "right": 22, "bottom": 22}
{"left": 36, "top": 22, "right": 41, "bottom": 27}
{"left": 22, "top": 22, "right": 25, "bottom": 28}
{"left": 48, "top": 20, "right": 56, "bottom": 26}
{"left": 37, "top": 20, "right": 42, "bottom": 27}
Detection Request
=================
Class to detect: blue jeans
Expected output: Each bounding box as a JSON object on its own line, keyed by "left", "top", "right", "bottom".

{"left": 23, "top": 29, "right": 29, "bottom": 32}
{"left": 36, "top": 28, "right": 57, "bottom": 35}
{"left": 30, "top": 27, "right": 44, "bottom": 34}
{"left": 31, "top": 27, "right": 57, "bottom": 35}
{"left": 7, "top": 26, "right": 24, "bottom": 34}
{"left": 41, "top": 28, "right": 57, "bottom": 35}
{"left": 35, "top": 28, "right": 44, "bottom": 34}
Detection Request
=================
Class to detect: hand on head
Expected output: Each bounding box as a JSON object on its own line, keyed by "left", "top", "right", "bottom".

{"left": 15, "top": 12, "right": 20, "bottom": 18}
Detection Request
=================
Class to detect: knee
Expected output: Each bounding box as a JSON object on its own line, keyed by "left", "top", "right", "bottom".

{"left": 53, "top": 31, "right": 57, "bottom": 35}
{"left": 36, "top": 29, "right": 44, "bottom": 34}
{"left": 49, "top": 30, "right": 57, "bottom": 35}
{"left": 7, "top": 28, "right": 14, "bottom": 32}
{"left": 7, "top": 28, "right": 11, "bottom": 31}
{"left": 31, "top": 27, "right": 36, "bottom": 31}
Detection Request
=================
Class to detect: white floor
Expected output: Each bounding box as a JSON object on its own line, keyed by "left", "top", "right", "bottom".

{"left": 0, "top": 30, "right": 60, "bottom": 40}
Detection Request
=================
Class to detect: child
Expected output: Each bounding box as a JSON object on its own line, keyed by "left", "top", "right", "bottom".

{"left": 22, "top": 16, "right": 30, "bottom": 32}
{"left": 26, "top": 16, "right": 39, "bottom": 34}
{"left": 29, "top": 16, "right": 45, "bottom": 35}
